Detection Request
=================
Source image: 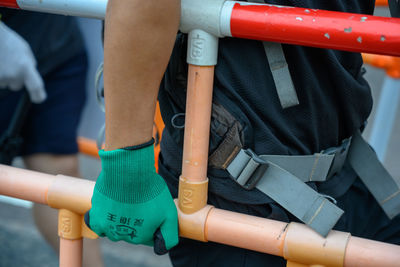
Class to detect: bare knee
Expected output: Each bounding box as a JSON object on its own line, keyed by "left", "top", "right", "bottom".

{"left": 23, "top": 153, "right": 80, "bottom": 177}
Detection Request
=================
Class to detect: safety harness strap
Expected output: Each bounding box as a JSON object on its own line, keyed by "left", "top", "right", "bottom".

{"left": 225, "top": 132, "right": 400, "bottom": 236}
{"left": 262, "top": 42, "right": 299, "bottom": 108}
{"left": 249, "top": 0, "right": 299, "bottom": 109}
{"left": 226, "top": 136, "right": 351, "bottom": 184}
{"left": 227, "top": 149, "right": 344, "bottom": 237}
{"left": 260, "top": 154, "right": 334, "bottom": 182}
{"left": 348, "top": 131, "right": 400, "bottom": 219}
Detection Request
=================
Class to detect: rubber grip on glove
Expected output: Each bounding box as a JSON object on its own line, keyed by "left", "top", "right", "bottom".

{"left": 153, "top": 228, "right": 168, "bottom": 255}
{"left": 84, "top": 210, "right": 105, "bottom": 237}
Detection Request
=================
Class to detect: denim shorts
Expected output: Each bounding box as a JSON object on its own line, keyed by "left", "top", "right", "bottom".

{"left": 0, "top": 51, "right": 87, "bottom": 156}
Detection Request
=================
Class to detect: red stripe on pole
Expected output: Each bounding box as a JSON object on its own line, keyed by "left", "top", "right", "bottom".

{"left": 0, "top": 0, "right": 19, "bottom": 8}
{"left": 230, "top": 4, "right": 400, "bottom": 57}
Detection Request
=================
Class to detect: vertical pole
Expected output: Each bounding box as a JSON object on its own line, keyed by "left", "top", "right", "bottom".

{"left": 60, "top": 238, "right": 83, "bottom": 267}
{"left": 181, "top": 65, "right": 215, "bottom": 181}
{"left": 58, "top": 209, "right": 83, "bottom": 267}
{"left": 178, "top": 29, "right": 218, "bottom": 215}
{"left": 178, "top": 65, "right": 215, "bottom": 214}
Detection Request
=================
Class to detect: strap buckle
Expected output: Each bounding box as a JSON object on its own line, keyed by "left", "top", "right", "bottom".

{"left": 227, "top": 149, "right": 269, "bottom": 190}
{"left": 322, "top": 137, "right": 352, "bottom": 179}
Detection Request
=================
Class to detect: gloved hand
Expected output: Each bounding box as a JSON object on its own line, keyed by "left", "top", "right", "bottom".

{"left": 85, "top": 140, "right": 179, "bottom": 254}
{"left": 0, "top": 22, "right": 46, "bottom": 103}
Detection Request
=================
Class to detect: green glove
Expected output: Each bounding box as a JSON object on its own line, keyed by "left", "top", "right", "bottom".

{"left": 86, "top": 140, "right": 178, "bottom": 251}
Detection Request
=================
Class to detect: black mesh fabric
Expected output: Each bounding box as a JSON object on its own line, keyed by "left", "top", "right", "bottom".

{"left": 159, "top": 0, "right": 374, "bottom": 204}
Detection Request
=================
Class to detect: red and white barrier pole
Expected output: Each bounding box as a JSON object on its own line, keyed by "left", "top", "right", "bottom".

{"left": 0, "top": 0, "right": 107, "bottom": 19}
{"left": 225, "top": 2, "right": 400, "bottom": 56}
{"left": 1, "top": 0, "right": 18, "bottom": 8}
{"left": 1, "top": 0, "right": 399, "bottom": 56}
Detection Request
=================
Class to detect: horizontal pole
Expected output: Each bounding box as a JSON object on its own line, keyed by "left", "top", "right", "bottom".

{"left": 228, "top": 3, "right": 400, "bottom": 56}
{"left": 0, "top": 164, "right": 55, "bottom": 204}
{"left": 345, "top": 236, "right": 400, "bottom": 267}
{"left": 1, "top": 0, "right": 400, "bottom": 56}
{"left": 0, "top": 164, "right": 399, "bottom": 266}
{"left": 1, "top": 0, "right": 17, "bottom": 8}
{"left": 3, "top": 0, "right": 107, "bottom": 19}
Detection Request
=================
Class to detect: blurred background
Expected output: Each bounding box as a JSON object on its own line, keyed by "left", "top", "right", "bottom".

{"left": 0, "top": 5, "right": 399, "bottom": 267}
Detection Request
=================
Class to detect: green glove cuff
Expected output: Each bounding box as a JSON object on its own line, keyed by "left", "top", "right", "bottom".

{"left": 95, "top": 143, "right": 166, "bottom": 204}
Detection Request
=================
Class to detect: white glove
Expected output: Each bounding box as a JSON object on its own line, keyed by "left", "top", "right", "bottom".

{"left": 0, "top": 21, "right": 46, "bottom": 103}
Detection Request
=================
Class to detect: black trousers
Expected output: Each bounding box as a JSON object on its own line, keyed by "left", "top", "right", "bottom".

{"left": 158, "top": 156, "right": 400, "bottom": 267}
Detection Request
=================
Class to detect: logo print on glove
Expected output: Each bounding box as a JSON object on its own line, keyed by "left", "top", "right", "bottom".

{"left": 111, "top": 225, "right": 137, "bottom": 239}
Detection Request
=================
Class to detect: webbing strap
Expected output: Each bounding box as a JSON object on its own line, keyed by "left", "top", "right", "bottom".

{"left": 227, "top": 136, "right": 351, "bottom": 184}
{"left": 249, "top": 0, "right": 299, "bottom": 109}
{"left": 259, "top": 154, "right": 334, "bottom": 182}
{"left": 263, "top": 42, "right": 299, "bottom": 109}
{"left": 348, "top": 131, "right": 400, "bottom": 219}
{"left": 227, "top": 149, "right": 344, "bottom": 237}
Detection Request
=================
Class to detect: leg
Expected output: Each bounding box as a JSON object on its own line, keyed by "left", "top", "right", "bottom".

{"left": 19, "top": 51, "right": 103, "bottom": 266}
{"left": 25, "top": 153, "right": 104, "bottom": 267}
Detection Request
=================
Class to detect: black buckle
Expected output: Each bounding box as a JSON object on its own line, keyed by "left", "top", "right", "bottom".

{"left": 233, "top": 149, "right": 269, "bottom": 190}
{"left": 322, "top": 137, "right": 352, "bottom": 178}
{"left": 322, "top": 137, "right": 351, "bottom": 155}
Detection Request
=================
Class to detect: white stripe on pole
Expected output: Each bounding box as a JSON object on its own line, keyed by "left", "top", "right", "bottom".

{"left": 17, "top": 0, "right": 107, "bottom": 19}
{"left": 220, "top": 1, "right": 235, "bottom": 37}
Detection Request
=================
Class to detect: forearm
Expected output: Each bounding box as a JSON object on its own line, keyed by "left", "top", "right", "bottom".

{"left": 103, "top": 0, "right": 180, "bottom": 150}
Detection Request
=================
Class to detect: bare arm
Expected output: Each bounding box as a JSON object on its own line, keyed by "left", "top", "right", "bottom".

{"left": 87, "top": 1, "right": 181, "bottom": 250}
{"left": 103, "top": 0, "right": 180, "bottom": 150}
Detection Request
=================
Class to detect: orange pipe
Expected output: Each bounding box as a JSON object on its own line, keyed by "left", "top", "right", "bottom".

{"left": 344, "top": 236, "right": 400, "bottom": 267}
{"left": 48, "top": 176, "right": 94, "bottom": 214}
{"left": 0, "top": 164, "right": 55, "bottom": 204}
{"left": 181, "top": 65, "right": 215, "bottom": 182}
{"left": 77, "top": 137, "right": 100, "bottom": 158}
{"left": 58, "top": 208, "right": 91, "bottom": 267}
{"left": 206, "top": 208, "right": 287, "bottom": 256}
{"left": 206, "top": 211, "right": 400, "bottom": 267}
{"left": 178, "top": 65, "right": 215, "bottom": 214}
{"left": 376, "top": 0, "right": 388, "bottom": 6}
{"left": 362, "top": 53, "right": 400, "bottom": 78}
{"left": 59, "top": 238, "right": 83, "bottom": 267}
{"left": 0, "top": 164, "right": 400, "bottom": 266}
